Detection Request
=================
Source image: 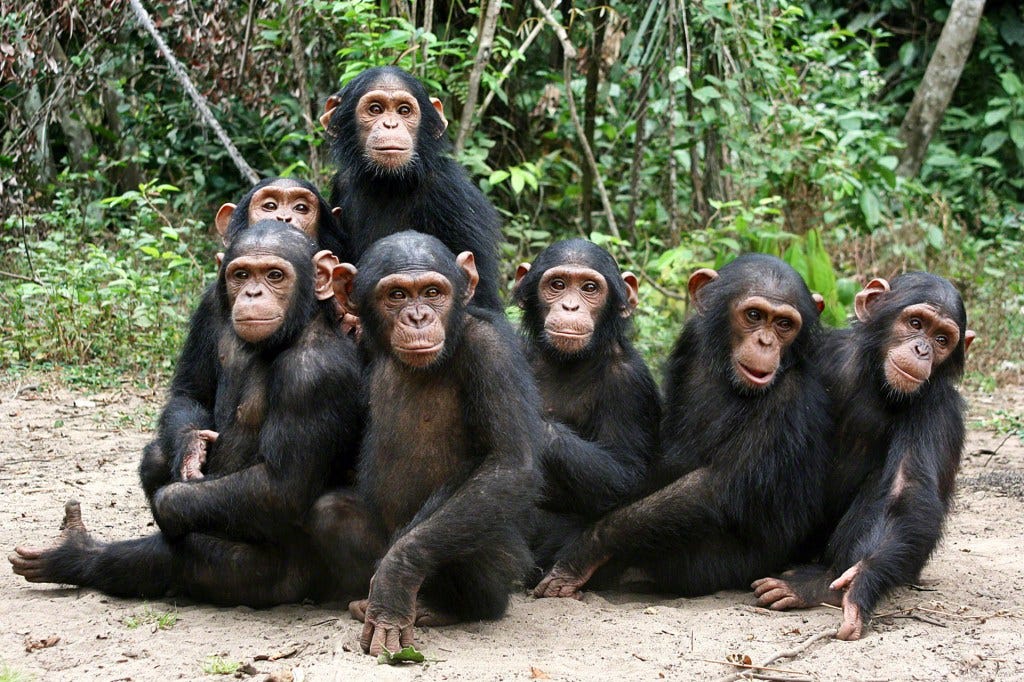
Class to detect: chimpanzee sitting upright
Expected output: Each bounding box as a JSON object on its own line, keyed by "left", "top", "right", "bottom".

{"left": 533, "top": 254, "right": 829, "bottom": 599}
{"left": 139, "top": 178, "right": 346, "bottom": 499}
{"left": 320, "top": 66, "right": 505, "bottom": 311}
{"left": 753, "top": 273, "right": 975, "bottom": 640}
{"left": 325, "top": 231, "right": 540, "bottom": 656}
{"left": 10, "top": 223, "right": 368, "bottom": 606}
{"left": 512, "top": 239, "right": 660, "bottom": 572}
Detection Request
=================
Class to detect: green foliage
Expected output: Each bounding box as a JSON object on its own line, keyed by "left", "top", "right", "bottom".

{"left": 123, "top": 605, "right": 179, "bottom": 631}
{"left": 201, "top": 656, "right": 241, "bottom": 675}
{"left": 0, "top": 663, "right": 32, "bottom": 682}
{"left": 377, "top": 645, "right": 427, "bottom": 665}
{"left": 1, "top": 181, "right": 211, "bottom": 382}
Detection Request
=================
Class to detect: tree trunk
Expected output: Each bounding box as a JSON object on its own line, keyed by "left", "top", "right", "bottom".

{"left": 897, "top": 0, "right": 986, "bottom": 178}
{"left": 581, "top": 7, "right": 607, "bottom": 233}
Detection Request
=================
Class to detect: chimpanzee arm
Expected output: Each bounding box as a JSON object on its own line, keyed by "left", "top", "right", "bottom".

{"left": 153, "top": 347, "right": 359, "bottom": 542}
{"left": 541, "top": 363, "right": 659, "bottom": 516}
{"left": 139, "top": 286, "right": 221, "bottom": 497}
{"left": 841, "top": 399, "right": 964, "bottom": 619}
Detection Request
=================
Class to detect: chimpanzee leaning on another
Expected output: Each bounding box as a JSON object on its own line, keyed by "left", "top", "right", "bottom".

{"left": 10, "top": 223, "right": 367, "bottom": 606}
{"left": 139, "top": 178, "right": 346, "bottom": 501}
{"left": 320, "top": 231, "right": 540, "bottom": 656}
{"left": 512, "top": 239, "right": 660, "bottom": 573}
{"left": 753, "top": 272, "right": 975, "bottom": 640}
{"left": 321, "top": 66, "right": 505, "bottom": 311}
{"left": 533, "top": 254, "right": 830, "bottom": 599}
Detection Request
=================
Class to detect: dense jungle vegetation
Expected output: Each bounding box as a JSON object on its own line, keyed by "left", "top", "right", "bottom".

{"left": 1, "top": 0, "right": 1021, "bottom": 387}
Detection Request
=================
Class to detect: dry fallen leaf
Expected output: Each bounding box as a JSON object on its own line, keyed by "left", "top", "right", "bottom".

{"left": 725, "top": 653, "right": 752, "bottom": 666}
{"left": 25, "top": 635, "right": 60, "bottom": 652}
{"left": 530, "top": 666, "right": 551, "bottom": 679}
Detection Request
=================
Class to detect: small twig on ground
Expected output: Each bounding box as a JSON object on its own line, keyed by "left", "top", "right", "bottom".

{"left": 713, "top": 630, "right": 832, "bottom": 682}
{"left": 691, "top": 657, "right": 811, "bottom": 678}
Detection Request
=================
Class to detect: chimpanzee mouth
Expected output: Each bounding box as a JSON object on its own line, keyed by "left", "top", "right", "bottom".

{"left": 888, "top": 357, "right": 928, "bottom": 386}
{"left": 737, "top": 362, "right": 776, "bottom": 387}
{"left": 234, "top": 316, "right": 282, "bottom": 325}
{"left": 398, "top": 342, "right": 444, "bottom": 355}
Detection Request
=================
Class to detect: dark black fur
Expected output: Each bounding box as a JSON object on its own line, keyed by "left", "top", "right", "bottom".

{"left": 325, "top": 66, "right": 504, "bottom": 312}
{"left": 537, "top": 254, "right": 829, "bottom": 596}
{"left": 352, "top": 231, "right": 540, "bottom": 624}
{"left": 139, "top": 179, "right": 344, "bottom": 502}
{"left": 767, "top": 272, "right": 969, "bottom": 626}
{"left": 514, "top": 240, "right": 661, "bottom": 572}
{"left": 15, "top": 224, "right": 365, "bottom": 606}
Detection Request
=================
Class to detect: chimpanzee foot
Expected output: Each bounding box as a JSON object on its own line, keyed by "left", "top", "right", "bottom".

{"left": 533, "top": 563, "right": 589, "bottom": 599}
{"left": 9, "top": 500, "right": 95, "bottom": 583}
{"left": 752, "top": 577, "right": 812, "bottom": 610}
{"left": 348, "top": 598, "right": 369, "bottom": 622}
{"left": 414, "top": 605, "right": 459, "bottom": 627}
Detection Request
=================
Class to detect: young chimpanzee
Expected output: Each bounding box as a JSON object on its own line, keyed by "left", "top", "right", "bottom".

{"left": 321, "top": 66, "right": 505, "bottom": 312}
{"left": 533, "top": 254, "right": 830, "bottom": 599}
{"left": 139, "top": 178, "right": 346, "bottom": 500}
{"left": 753, "top": 273, "right": 975, "bottom": 640}
{"left": 10, "top": 223, "right": 367, "bottom": 606}
{"left": 325, "top": 231, "right": 540, "bottom": 655}
{"left": 512, "top": 239, "right": 660, "bottom": 572}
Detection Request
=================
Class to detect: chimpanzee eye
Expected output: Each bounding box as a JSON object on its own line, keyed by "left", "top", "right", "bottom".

{"left": 909, "top": 317, "right": 922, "bottom": 329}
{"left": 369, "top": 103, "right": 384, "bottom": 115}
{"left": 233, "top": 270, "right": 249, "bottom": 281}
{"left": 424, "top": 287, "right": 441, "bottom": 298}
{"left": 582, "top": 281, "right": 598, "bottom": 293}
{"left": 262, "top": 201, "right": 277, "bottom": 211}
{"left": 267, "top": 270, "right": 285, "bottom": 282}
{"left": 746, "top": 309, "right": 762, "bottom": 322}
{"left": 550, "top": 279, "right": 566, "bottom": 291}
{"left": 398, "top": 104, "right": 413, "bottom": 116}
{"left": 388, "top": 289, "right": 406, "bottom": 301}
{"left": 293, "top": 203, "right": 309, "bottom": 213}
{"left": 935, "top": 334, "right": 948, "bottom": 347}
{"left": 777, "top": 318, "right": 793, "bottom": 331}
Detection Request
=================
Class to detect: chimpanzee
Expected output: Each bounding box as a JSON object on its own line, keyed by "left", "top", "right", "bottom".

{"left": 752, "top": 272, "right": 975, "bottom": 640}
{"left": 512, "top": 239, "right": 660, "bottom": 572}
{"left": 322, "top": 231, "right": 540, "bottom": 655}
{"left": 533, "top": 254, "right": 830, "bottom": 599}
{"left": 138, "top": 178, "right": 346, "bottom": 501}
{"left": 321, "top": 66, "right": 505, "bottom": 312}
{"left": 10, "top": 223, "right": 368, "bottom": 606}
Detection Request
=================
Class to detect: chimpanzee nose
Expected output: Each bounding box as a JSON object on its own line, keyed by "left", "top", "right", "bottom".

{"left": 914, "top": 340, "right": 931, "bottom": 358}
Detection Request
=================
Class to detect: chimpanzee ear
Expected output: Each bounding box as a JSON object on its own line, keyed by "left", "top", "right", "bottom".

{"left": 430, "top": 97, "right": 448, "bottom": 133}
{"left": 320, "top": 94, "right": 342, "bottom": 129}
{"left": 216, "top": 252, "right": 225, "bottom": 269}
{"left": 512, "top": 263, "right": 531, "bottom": 308}
{"left": 456, "top": 251, "right": 479, "bottom": 304}
{"left": 964, "top": 329, "right": 976, "bottom": 355}
{"left": 331, "top": 206, "right": 342, "bottom": 221}
{"left": 687, "top": 268, "right": 719, "bottom": 314}
{"left": 331, "top": 262, "right": 359, "bottom": 314}
{"left": 854, "top": 278, "right": 890, "bottom": 322}
{"left": 215, "top": 203, "right": 236, "bottom": 245}
{"left": 812, "top": 293, "right": 825, "bottom": 313}
{"left": 313, "top": 250, "right": 341, "bottom": 301}
{"left": 621, "top": 272, "right": 640, "bottom": 317}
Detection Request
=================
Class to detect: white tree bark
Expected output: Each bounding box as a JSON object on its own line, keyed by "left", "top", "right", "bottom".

{"left": 897, "top": 0, "right": 986, "bottom": 178}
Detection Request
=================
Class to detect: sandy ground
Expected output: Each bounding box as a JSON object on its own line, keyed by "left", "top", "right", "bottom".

{"left": 1, "top": 376, "right": 1023, "bottom": 682}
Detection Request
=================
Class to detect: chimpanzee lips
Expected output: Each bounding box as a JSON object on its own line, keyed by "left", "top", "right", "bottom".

{"left": 736, "top": 362, "right": 776, "bottom": 388}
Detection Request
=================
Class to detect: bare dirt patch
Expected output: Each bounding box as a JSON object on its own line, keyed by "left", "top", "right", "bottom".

{"left": 2, "top": 376, "right": 1023, "bottom": 681}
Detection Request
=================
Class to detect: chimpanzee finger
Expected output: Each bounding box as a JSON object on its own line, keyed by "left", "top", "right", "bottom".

{"left": 400, "top": 624, "right": 414, "bottom": 648}
{"left": 359, "top": 621, "right": 374, "bottom": 653}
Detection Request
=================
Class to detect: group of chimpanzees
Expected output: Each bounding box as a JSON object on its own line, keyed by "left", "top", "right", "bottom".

{"left": 10, "top": 66, "right": 976, "bottom": 652}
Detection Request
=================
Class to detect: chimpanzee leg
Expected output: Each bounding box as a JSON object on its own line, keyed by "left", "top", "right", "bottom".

{"left": 306, "top": 490, "right": 386, "bottom": 600}
{"left": 421, "top": 541, "right": 533, "bottom": 622}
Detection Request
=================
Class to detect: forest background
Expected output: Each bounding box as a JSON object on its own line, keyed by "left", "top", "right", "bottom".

{"left": 1, "top": 0, "right": 1022, "bottom": 389}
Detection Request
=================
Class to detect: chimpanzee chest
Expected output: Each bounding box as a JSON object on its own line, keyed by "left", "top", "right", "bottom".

{"left": 368, "top": 361, "right": 470, "bottom": 533}
{"left": 536, "top": 369, "right": 599, "bottom": 434}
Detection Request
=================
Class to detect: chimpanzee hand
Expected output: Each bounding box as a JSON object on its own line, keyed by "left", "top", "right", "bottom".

{"left": 359, "top": 565, "right": 418, "bottom": 655}
{"left": 829, "top": 562, "right": 865, "bottom": 640}
{"left": 180, "top": 429, "right": 218, "bottom": 480}
{"left": 151, "top": 482, "right": 191, "bottom": 540}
